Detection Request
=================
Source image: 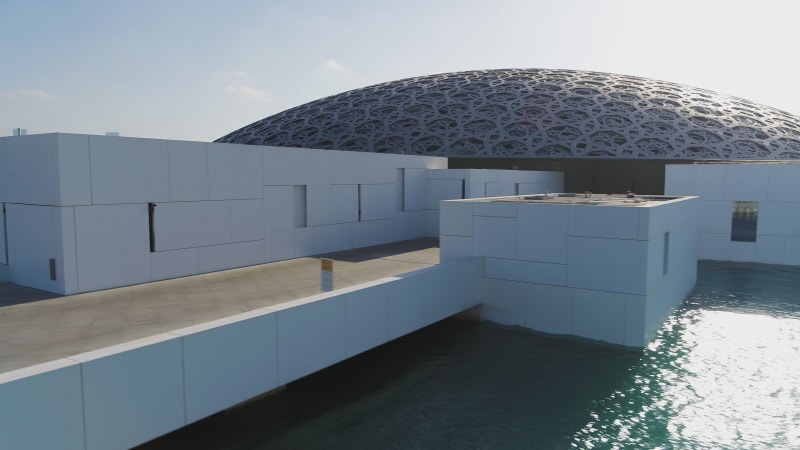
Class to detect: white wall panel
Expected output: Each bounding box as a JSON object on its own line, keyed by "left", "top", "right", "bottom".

{"left": 263, "top": 186, "right": 295, "bottom": 231}
{"left": 572, "top": 288, "right": 626, "bottom": 345}
{"left": 729, "top": 240, "right": 757, "bottom": 262}
{"left": 698, "top": 200, "right": 731, "bottom": 234}
{"left": 276, "top": 295, "right": 346, "bottom": 384}
{"left": 525, "top": 284, "right": 573, "bottom": 335}
{"left": 567, "top": 236, "right": 647, "bottom": 294}
{"left": 168, "top": 141, "right": 209, "bottom": 201}
{"left": 698, "top": 233, "right": 730, "bottom": 260}
{"left": 330, "top": 185, "right": 358, "bottom": 224}
{"left": 664, "top": 164, "right": 697, "bottom": 196}
{"left": 386, "top": 277, "right": 423, "bottom": 340}
{"left": 569, "top": 204, "right": 639, "bottom": 240}
{"left": 197, "top": 240, "right": 264, "bottom": 273}
{"left": 347, "top": 219, "right": 395, "bottom": 249}
{"left": 76, "top": 335, "right": 184, "bottom": 450}
{"left": 345, "top": 285, "right": 390, "bottom": 357}
{"left": 440, "top": 235, "right": 473, "bottom": 262}
{"left": 473, "top": 201, "right": 517, "bottom": 218}
{"left": 483, "top": 258, "right": 567, "bottom": 286}
{"left": 56, "top": 134, "right": 92, "bottom": 206}
{"left": 440, "top": 201, "right": 473, "bottom": 237}
{"left": 294, "top": 225, "right": 345, "bottom": 256}
{"left": 263, "top": 147, "right": 314, "bottom": 185}
{"left": 516, "top": 203, "right": 568, "bottom": 263}
{"left": 0, "top": 361, "right": 85, "bottom": 450}
{"left": 644, "top": 233, "right": 667, "bottom": 291}
{"left": 6, "top": 134, "right": 60, "bottom": 205}
{"left": 481, "top": 278, "right": 526, "bottom": 326}
{"left": 265, "top": 229, "right": 298, "bottom": 262}
{"left": 330, "top": 151, "right": 393, "bottom": 185}
{"left": 695, "top": 164, "right": 727, "bottom": 200}
{"left": 360, "top": 184, "right": 396, "bottom": 221}
{"left": 485, "top": 181, "right": 515, "bottom": 197}
{"left": 57, "top": 207, "right": 79, "bottom": 294}
{"left": 426, "top": 179, "right": 463, "bottom": 210}
{"left": 403, "top": 168, "right": 427, "bottom": 211}
{"left": 755, "top": 236, "right": 786, "bottom": 265}
{"left": 89, "top": 136, "right": 170, "bottom": 204}
{"left": 624, "top": 295, "right": 646, "bottom": 347}
{"left": 785, "top": 238, "right": 800, "bottom": 265}
{"left": 758, "top": 202, "right": 800, "bottom": 237}
{"left": 208, "top": 144, "right": 262, "bottom": 200}
{"left": 306, "top": 184, "right": 330, "bottom": 227}
{"left": 6, "top": 204, "right": 60, "bottom": 293}
{"left": 640, "top": 199, "right": 697, "bottom": 240}
{"left": 155, "top": 201, "right": 231, "bottom": 251}
{"left": 231, "top": 199, "right": 265, "bottom": 242}
{"left": 306, "top": 151, "right": 334, "bottom": 188}
{"left": 177, "top": 312, "right": 278, "bottom": 423}
{"left": 725, "top": 163, "right": 769, "bottom": 201}
{"left": 394, "top": 210, "right": 429, "bottom": 240}
{"left": 473, "top": 216, "right": 517, "bottom": 259}
{"left": 418, "top": 259, "right": 481, "bottom": 324}
{"left": 151, "top": 248, "right": 198, "bottom": 281}
{"left": 767, "top": 164, "right": 800, "bottom": 202}
{"left": 75, "top": 204, "right": 151, "bottom": 292}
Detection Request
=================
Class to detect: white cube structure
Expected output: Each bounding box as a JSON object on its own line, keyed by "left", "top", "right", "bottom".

{"left": 665, "top": 163, "right": 800, "bottom": 266}
{"left": 0, "top": 133, "right": 563, "bottom": 294}
{"left": 441, "top": 193, "right": 699, "bottom": 347}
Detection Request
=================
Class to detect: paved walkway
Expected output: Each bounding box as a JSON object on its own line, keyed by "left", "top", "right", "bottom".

{"left": 0, "top": 239, "right": 439, "bottom": 374}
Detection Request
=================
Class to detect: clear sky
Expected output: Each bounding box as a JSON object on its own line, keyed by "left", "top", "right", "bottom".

{"left": 1, "top": 0, "right": 798, "bottom": 141}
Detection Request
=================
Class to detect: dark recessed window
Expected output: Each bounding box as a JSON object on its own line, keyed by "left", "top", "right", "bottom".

{"left": 731, "top": 201, "right": 758, "bottom": 242}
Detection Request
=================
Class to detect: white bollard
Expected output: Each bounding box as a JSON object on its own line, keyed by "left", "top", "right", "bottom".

{"left": 320, "top": 258, "right": 333, "bottom": 292}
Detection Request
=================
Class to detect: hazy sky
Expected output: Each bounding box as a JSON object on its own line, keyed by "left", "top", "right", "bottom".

{"left": 1, "top": 0, "right": 798, "bottom": 141}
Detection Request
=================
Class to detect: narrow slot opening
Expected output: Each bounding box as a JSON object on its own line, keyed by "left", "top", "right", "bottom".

{"left": 148, "top": 202, "right": 157, "bottom": 252}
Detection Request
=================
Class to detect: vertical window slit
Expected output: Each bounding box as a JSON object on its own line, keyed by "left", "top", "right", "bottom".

{"left": 148, "top": 202, "right": 157, "bottom": 252}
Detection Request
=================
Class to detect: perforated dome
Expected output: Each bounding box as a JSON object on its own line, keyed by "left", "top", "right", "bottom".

{"left": 216, "top": 69, "right": 800, "bottom": 159}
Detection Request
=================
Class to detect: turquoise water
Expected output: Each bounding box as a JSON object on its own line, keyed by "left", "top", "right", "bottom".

{"left": 140, "top": 261, "right": 800, "bottom": 449}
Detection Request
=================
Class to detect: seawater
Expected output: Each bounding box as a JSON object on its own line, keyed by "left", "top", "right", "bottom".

{"left": 140, "top": 261, "right": 800, "bottom": 449}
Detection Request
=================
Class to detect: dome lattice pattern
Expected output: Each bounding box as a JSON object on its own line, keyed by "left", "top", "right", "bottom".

{"left": 216, "top": 69, "right": 800, "bottom": 159}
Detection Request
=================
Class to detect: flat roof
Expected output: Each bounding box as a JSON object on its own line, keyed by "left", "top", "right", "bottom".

{"left": 0, "top": 239, "right": 439, "bottom": 374}
{"left": 490, "top": 193, "right": 687, "bottom": 206}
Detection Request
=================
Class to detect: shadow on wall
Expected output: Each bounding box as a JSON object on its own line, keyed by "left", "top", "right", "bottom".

{"left": 450, "top": 158, "right": 696, "bottom": 195}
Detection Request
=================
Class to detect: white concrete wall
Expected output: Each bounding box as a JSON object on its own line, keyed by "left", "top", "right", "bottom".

{"left": 441, "top": 196, "right": 698, "bottom": 347}
{"left": 666, "top": 163, "right": 800, "bottom": 265}
{"left": 0, "top": 257, "right": 480, "bottom": 450}
{"left": 0, "top": 134, "right": 564, "bottom": 294}
{"left": 426, "top": 169, "right": 564, "bottom": 235}
{"left": 0, "top": 134, "right": 450, "bottom": 294}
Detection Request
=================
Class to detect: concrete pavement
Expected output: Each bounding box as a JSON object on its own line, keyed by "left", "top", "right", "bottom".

{"left": 0, "top": 239, "right": 439, "bottom": 374}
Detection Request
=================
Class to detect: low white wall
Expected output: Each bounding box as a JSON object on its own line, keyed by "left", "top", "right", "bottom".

{"left": 666, "top": 163, "right": 800, "bottom": 265}
{"left": 0, "top": 135, "right": 451, "bottom": 294}
{"left": 441, "top": 196, "right": 698, "bottom": 347}
{"left": 0, "top": 257, "right": 481, "bottom": 450}
{"left": 0, "top": 134, "right": 566, "bottom": 295}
